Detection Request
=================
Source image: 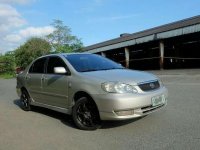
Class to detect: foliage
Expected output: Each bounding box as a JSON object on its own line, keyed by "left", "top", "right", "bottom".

{"left": 15, "top": 37, "right": 51, "bottom": 69}
{"left": 0, "top": 51, "right": 15, "bottom": 75}
{"left": 0, "top": 73, "right": 15, "bottom": 79}
{"left": 0, "top": 19, "right": 83, "bottom": 76}
{"left": 46, "top": 20, "right": 83, "bottom": 53}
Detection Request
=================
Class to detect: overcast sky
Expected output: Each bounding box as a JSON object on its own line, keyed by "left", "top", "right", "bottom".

{"left": 0, "top": 0, "right": 200, "bottom": 53}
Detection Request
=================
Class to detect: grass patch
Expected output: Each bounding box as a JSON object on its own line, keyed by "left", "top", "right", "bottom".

{"left": 0, "top": 73, "right": 15, "bottom": 79}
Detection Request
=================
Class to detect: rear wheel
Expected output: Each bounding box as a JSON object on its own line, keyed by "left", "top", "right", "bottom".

{"left": 21, "top": 90, "right": 31, "bottom": 111}
{"left": 72, "top": 97, "right": 101, "bottom": 130}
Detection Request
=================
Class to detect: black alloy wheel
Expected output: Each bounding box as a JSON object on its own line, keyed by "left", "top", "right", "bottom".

{"left": 21, "top": 90, "right": 31, "bottom": 111}
{"left": 72, "top": 97, "right": 101, "bottom": 130}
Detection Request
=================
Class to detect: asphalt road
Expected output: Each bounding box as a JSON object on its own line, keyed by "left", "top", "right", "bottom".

{"left": 0, "top": 70, "right": 200, "bottom": 150}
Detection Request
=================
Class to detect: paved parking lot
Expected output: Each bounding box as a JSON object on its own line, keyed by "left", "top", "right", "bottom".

{"left": 0, "top": 69, "right": 200, "bottom": 150}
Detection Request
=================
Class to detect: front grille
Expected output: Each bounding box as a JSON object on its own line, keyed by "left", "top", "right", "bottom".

{"left": 138, "top": 80, "right": 160, "bottom": 91}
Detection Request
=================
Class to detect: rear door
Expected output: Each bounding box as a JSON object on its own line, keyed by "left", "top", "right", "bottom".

{"left": 25, "top": 57, "right": 46, "bottom": 102}
{"left": 41, "top": 56, "right": 70, "bottom": 108}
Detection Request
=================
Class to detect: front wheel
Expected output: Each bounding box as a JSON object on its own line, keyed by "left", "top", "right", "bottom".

{"left": 21, "top": 90, "right": 31, "bottom": 111}
{"left": 72, "top": 97, "right": 101, "bottom": 130}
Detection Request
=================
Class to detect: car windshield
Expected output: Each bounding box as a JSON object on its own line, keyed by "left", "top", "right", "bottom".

{"left": 64, "top": 54, "right": 124, "bottom": 72}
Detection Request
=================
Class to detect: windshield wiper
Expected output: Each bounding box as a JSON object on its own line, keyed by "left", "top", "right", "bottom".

{"left": 80, "top": 67, "right": 125, "bottom": 72}
{"left": 99, "top": 67, "right": 125, "bottom": 71}
{"left": 80, "top": 69, "right": 99, "bottom": 72}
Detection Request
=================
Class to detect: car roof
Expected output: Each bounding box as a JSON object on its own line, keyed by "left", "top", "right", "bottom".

{"left": 38, "top": 53, "right": 91, "bottom": 59}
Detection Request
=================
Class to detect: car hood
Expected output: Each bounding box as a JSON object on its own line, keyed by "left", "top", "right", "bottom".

{"left": 81, "top": 69, "right": 158, "bottom": 85}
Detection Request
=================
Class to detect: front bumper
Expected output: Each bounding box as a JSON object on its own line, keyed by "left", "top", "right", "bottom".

{"left": 92, "top": 87, "right": 168, "bottom": 120}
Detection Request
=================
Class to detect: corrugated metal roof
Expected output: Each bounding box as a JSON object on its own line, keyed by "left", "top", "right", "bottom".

{"left": 84, "top": 15, "right": 200, "bottom": 52}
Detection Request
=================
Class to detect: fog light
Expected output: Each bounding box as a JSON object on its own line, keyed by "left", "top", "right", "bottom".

{"left": 115, "top": 109, "right": 134, "bottom": 116}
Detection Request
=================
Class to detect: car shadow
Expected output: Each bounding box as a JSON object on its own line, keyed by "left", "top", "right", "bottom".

{"left": 101, "top": 116, "right": 145, "bottom": 129}
{"left": 13, "top": 99, "right": 76, "bottom": 129}
{"left": 13, "top": 99, "right": 145, "bottom": 130}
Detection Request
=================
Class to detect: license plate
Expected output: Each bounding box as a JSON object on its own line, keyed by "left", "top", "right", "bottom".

{"left": 151, "top": 95, "right": 165, "bottom": 106}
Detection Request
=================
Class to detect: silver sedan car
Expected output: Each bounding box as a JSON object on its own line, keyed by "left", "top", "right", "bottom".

{"left": 16, "top": 53, "right": 168, "bottom": 130}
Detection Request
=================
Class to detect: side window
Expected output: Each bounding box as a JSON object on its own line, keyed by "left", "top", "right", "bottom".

{"left": 47, "top": 57, "right": 67, "bottom": 74}
{"left": 29, "top": 58, "right": 46, "bottom": 74}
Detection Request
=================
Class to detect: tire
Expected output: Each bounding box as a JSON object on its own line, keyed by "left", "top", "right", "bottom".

{"left": 20, "top": 90, "right": 31, "bottom": 111}
{"left": 72, "top": 97, "right": 101, "bottom": 130}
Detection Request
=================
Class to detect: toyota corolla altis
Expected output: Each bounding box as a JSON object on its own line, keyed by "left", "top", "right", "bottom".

{"left": 16, "top": 53, "right": 168, "bottom": 130}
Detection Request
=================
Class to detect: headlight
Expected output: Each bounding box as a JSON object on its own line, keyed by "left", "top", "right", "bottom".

{"left": 101, "top": 82, "right": 138, "bottom": 94}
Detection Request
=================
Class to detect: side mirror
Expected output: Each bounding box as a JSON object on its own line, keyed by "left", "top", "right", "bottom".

{"left": 54, "top": 67, "right": 67, "bottom": 74}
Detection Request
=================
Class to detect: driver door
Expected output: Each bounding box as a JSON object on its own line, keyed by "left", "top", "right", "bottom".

{"left": 41, "top": 56, "right": 70, "bottom": 108}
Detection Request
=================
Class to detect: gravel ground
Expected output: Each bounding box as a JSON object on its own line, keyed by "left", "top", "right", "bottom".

{"left": 0, "top": 69, "right": 200, "bottom": 150}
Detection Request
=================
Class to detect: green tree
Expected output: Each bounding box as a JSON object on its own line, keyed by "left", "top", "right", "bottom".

{"left": 0, "top": 55, "right": 5, "bottom": 73}
{"left": 0, "top": 51, "right": 15, "bottom": 74}
{"left": 46, "top": 20, "right": 83, "bottom": 53}
{"left": 15, "top": 37, "right": 51, "bottom": 69}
